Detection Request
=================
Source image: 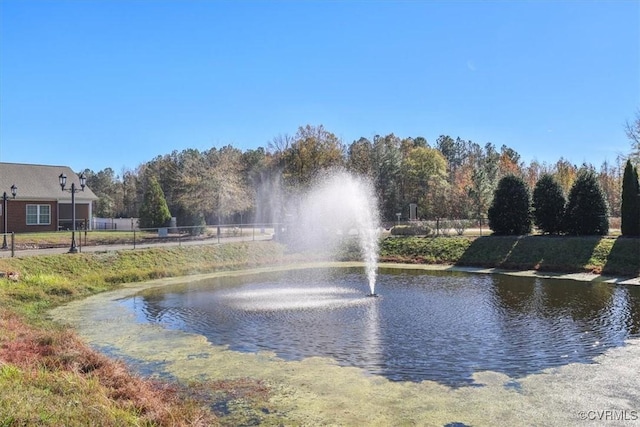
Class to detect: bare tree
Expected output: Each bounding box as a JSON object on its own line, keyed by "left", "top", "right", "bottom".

{"left": 268, "top": 133, "right": 294, "bottom": 155}
{"left": 625, "top": 110, "right": 640, "bottom": 164}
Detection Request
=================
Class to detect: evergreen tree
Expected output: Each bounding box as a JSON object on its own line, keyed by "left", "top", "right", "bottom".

{"left": 138, "top": 176, "right": 172, "bottom": 229}
{"left": 564, "top": 168, "right": 609, "bottom": 235}
{"left": 532, "top": 174, "right": 566, "bottom": 234}
{"left": 621, "top": 159, "right": 640, "bottom": 236}
{"left": 488, "top": 175, "right": 532, "bottom": 235}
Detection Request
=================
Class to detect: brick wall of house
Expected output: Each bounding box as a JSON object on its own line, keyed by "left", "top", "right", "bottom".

{"left": 1, "top": 200, "right": 59, "bottom": 233}
{"left": 1, "top": 201, "right": 92, "bottom": 234}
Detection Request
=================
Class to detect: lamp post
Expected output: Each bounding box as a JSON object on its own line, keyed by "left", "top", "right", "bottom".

{"left": 2, "top": 185, "right": 17, "bottom": 249}
{"left": 59, "top": 172, "right": 86, "bottom": 253}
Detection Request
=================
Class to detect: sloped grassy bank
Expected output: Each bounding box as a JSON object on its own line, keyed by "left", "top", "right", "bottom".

{"left": 0, "top": 236, "right": 638, "bottom": 426}
{"left": 0, "top": 241, "right": 291, "bottom": 426}
{"left": 379, "top": 235, "right": 640, "bottom": 277}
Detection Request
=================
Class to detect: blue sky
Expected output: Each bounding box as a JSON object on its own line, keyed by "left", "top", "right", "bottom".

{"left": 1, "top": 1, "right": 638, "bottom": 174}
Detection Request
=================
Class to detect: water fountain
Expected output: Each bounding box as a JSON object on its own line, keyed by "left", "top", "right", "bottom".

{"left": 47, "top": 167, "right": 640, "bottom": 425}
{"left": 282, "top": 170, "right": 381, "bottom": 295}
{"left": 114, "top": 268, "right": 640, "bottom": 385}
{"left": 53, "top": 268, "right": 640, "bottom": 424}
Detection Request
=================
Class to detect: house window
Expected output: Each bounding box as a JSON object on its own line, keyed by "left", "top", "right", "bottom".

{"left": 26, "top": 204, "right": 51, "bottom": 225}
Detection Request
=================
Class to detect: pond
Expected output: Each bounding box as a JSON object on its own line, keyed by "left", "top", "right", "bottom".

{"left": 119, "top": 267, "right": 640, "bottom": 387}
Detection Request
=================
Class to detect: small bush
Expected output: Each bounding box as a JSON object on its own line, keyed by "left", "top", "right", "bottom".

{"left": 390, "top": 222, "right": 432, "bottom": 236}
{"left": 452, "top": 219, "right": 471, "bottom": 236}
{"left": 437, "top": 219, "right": 452, "bottom": 236}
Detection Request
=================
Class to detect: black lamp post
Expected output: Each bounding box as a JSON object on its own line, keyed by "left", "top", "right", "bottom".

{"left": 59, "top": 172, "right": 86, "bottom": 253}
{"left": 2, "top": 184, "right": 17, "bottom": 249}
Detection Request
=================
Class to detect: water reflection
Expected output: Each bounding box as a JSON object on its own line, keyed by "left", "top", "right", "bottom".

{"left": 120, "top": 268, "right": 640, "bottom": 386}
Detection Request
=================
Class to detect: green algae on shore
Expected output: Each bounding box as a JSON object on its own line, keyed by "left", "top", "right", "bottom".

{"left": 50, "top": 263, "right": 640, "bottom": 426}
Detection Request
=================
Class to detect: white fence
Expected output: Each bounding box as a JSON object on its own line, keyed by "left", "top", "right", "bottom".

{"left": 93, "top": 217, "right": 139, "bottom": 231}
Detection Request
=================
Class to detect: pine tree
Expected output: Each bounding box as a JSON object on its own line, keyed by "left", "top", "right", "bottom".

{"left": 621, "top": 159, "right": 640, "bottom": 236}
{"left": 138, "top": 176, "right": 172, "bottom": 229}
{"left": 532, "top": 174, "right": 566, "bottom": 234}
{"left": 488, "top": 175, "right": 532, "bottom": 235}
{"left": 564, "top": 168, "right": 609, "bottom": 235}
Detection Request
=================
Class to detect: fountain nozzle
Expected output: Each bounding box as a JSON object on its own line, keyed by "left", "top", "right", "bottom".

{"left": 366, "top": 293, "right": 379, "bottom": 298}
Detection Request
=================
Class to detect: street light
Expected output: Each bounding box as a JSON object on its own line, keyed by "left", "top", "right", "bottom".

{"left": 59, "top": 172, "right": 86, "bottom": 253}
{"left": 2, "top": 184, "right": 17, "bottom": 249}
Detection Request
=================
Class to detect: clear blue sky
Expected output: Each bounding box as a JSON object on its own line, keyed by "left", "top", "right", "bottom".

{"left": 1, "top": 0, "right": 638, "bottom": 174}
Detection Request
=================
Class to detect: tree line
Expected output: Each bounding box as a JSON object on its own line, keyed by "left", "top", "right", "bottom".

{"left": 83, "top": 117, "right": 640, "bottom": 231}
{"left": 487, "top": 160, "right": 639, "bottom": 236}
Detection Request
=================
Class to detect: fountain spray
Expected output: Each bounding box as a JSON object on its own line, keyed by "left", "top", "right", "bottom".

{"left": 277, "top": 170, "right": 381, "bottom": 295}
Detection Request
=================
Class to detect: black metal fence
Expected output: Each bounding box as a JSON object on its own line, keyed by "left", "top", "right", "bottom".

{"left": 1, "top": 217, "right": 624, "bottom": 258}
{"left": 0, "top": 223, "right": 279, "bottom": 257}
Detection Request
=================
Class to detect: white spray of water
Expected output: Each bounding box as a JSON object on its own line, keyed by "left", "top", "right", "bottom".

{"left": 291, "top": 171, "right": 381, "bottom": 294}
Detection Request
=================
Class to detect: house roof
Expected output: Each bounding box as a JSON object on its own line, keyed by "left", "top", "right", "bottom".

{"left": 0, "top": 162, "right": 98, "bottom": 202}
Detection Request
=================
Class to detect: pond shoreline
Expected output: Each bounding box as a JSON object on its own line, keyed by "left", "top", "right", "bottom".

{"left": 378, "top": 235, "right": 640, "bottom": 277}
{"left": 1, "top": 240, "right": 638, "bottom": 425}
{"left": 49, "top": 261, "right": 640, "bottom": 426}
{"left": 382, "top": 262, "right": 640, "bottom": 286}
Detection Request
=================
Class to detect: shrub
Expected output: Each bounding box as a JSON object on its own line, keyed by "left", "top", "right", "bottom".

{"left": 184, "top": 212, "right": 207, "bottom": 236}
{"left": 488, "top": 175, "right": 532, "bottom": 235}
{"left": 452, "top": 219, "right": 472, "bottom": 236}
{"left": 390, "top": 222, "right": 432, "bottom": 236}
{"left": 438, "top": 219, "right": 452, "bottom": 236}
{"left": 621, "top": 159, "right": 640, "bottom": 236}
{"left": 564, "top": 168, "right": 609, "bottom": 235}
{"left": 532, "top": 174, "right": 566, "bottom": 234}
{"left": 174, "top": 205, "right": 207, "bottom": 235}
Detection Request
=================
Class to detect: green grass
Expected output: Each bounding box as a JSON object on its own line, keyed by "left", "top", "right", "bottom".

{"left": 1, "top": 241, "right": 287, "bottom": 321}
{"left": 380, "top": 235, "right": 639, "bottom": 277}
{"left": 11, "top": 226, "right": 267, "bottom": 249}
{"left": 0, "top": 236, "right": 637, "bottom": 426}
{"left": 11, "top": 230, "right": 181, "bottom": 249}
{"left": 380, "top": 236, "right": 473, "bottom": 264}
{"left": 0, "top": 241, "right": 290, "bottom": 426}
{"left": 0, "top": 311, "right": 219, "bottom": 426}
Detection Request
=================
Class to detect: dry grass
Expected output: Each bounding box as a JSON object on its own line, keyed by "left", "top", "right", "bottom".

{"left": 0, "top": 310, "right": 218, "bottom": 426}
{"left": 0, "top": 242, "right": 292, "bottom": 426}
{"left": 2, "top": 236, "right": 636, "bottom": 425}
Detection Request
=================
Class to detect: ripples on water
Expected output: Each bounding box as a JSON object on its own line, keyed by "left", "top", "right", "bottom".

{"left": 120, "top": 268, "right": 640, "bottom": 386}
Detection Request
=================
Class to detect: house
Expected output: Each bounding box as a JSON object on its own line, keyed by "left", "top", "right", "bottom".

{"left": 0, "top": 162, "right": 99, "bottom": 234}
